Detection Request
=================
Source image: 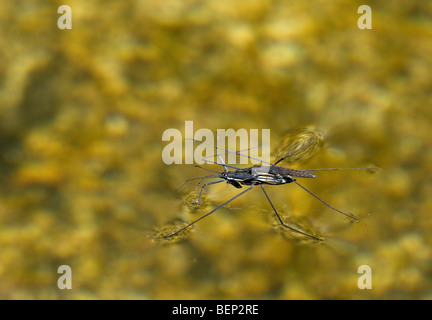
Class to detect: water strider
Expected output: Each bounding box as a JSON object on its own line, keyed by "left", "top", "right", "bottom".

{"left": 161, "top": 133, "right": 378, "bottom": 242}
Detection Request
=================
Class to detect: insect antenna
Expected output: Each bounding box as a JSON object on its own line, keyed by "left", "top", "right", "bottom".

{"left": 175, "top": 174, "right": 220, "bottom": 191}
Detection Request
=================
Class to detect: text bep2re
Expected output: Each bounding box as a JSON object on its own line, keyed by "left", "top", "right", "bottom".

{"left": 216, "top": 304, "right": 258, "bottom": 315}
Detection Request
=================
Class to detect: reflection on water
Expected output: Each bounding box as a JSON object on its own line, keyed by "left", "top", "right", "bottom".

{"left": 274, "top": 126, "right": 324, "bottom": 165}
{"left": 0, "top": 0, "right": 431, "bottom": 299}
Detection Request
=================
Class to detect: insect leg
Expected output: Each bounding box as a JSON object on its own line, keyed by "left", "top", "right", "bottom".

{"left": 196, "top": 179, "right": 225, "bottom": 204}
{"left": 163, "top": 185, "right": 255, "bottom": 239}
{"left": 260, "top": 184, "right": 322, "bottom": 241}
{"left": 292, "top": 180, "right": 359, "bottom": 221}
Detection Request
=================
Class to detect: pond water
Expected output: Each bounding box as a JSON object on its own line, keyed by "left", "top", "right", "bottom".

{"left": 0, "top": 0, "right": 431, "bottom": 299}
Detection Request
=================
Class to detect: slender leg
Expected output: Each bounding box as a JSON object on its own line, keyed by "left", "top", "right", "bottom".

{"left": 164, "top": 185, "right": 255, "bottom": 239}
{"left": 260, "top": 184, "right": 322, "bottom": 241}
{"left": 292, "top": 180, "right": 359, "bottom": 221}
{"left": 196, "top": 179, "right": 225, "bottom": 204}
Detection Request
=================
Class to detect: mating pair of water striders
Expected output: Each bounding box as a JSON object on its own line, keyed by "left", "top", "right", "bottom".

{"left": 161, "top": 130, "right": 378, "bottom": 242}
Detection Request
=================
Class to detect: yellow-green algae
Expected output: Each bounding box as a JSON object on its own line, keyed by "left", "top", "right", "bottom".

{"left": 0, "top": 0, "right": 431, "bottom": 299}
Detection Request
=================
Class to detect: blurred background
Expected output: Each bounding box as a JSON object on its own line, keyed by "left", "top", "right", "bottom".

{"left": 0, "top": 0, "right": 431, "bottom": 299}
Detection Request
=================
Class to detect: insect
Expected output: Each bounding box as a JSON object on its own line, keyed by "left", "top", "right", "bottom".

{"left": 161, "top": 134, "right": 378, "bottom": 242}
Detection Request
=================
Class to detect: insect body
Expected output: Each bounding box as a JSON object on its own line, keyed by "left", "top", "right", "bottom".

{"left": 222, "top": 165, "right": 312, "bottom": 188}
{"left": 162, "top": 138, "right": 377, "bottom": 242}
